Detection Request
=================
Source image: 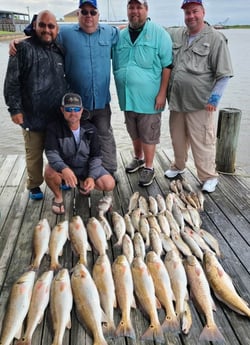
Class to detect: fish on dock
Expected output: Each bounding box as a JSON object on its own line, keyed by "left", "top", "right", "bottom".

{"left": 50, "top": 268, "right": 73, "bottom": 345}
{"left": 112, "top": 255, "right": 136, "bottom": 339}
{"left": 16, "top": 270, "right": 54, "bottom": 345}
{"left": 49, "top": 220, "right": 69, "bottom": 271}
{"left": 71, "top": 263, "right": 108, "bottom": 345}
{"left": 131, "top": 256, "right": 165, "bottom": 343}
{"left": 0, "top": 271, "right": 36, "bottom": 345}
{"left": 184, "top": 255, "right": 225, "bottom": 343}
{"left": 203, "top": 251, "right": 250, "bottom": 317}
{"left": 30, "top": 218, "right": 51, "bottom": 270}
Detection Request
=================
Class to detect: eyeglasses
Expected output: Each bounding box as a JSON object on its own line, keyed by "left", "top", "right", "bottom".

{"left": 64, "top": 106, "right": 82, "bottom": 112}
{"left": 38, "top": 22, "right": 56, "bottom": 29}
{"left": 80, "top": 9, "right": 98, "bottom": 16}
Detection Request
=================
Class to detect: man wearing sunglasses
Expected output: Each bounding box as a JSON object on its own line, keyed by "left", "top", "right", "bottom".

{"left": 4, "top": 10, "right": 68, "bottom": 200}
{"left": 58, "top": 0, "right": 120, "bottom": 180}
{"left": 44, "top": 93, "right": 115, "bottom": 215}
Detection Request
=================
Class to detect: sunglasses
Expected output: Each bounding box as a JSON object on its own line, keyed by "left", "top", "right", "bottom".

{"left": 80, "top": 9, "right": 98, "bottom": 16}
{"left": 64, "top": 106, "right": 82, "bottom": 112}
{"left": 38, "top": 22, "right": 56, "bottom": 29}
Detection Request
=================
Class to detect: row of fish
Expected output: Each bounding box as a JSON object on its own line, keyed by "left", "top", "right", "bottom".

{"left": 2, "top": 246, "right": 250, "bottom": 345}
{"left": 1, "top": 187, "right": 250, "bottom": 345}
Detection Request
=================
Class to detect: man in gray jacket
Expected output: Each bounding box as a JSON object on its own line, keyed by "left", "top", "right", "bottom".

{"left": 44, "top": 93, "right": 115, "bottom": 215}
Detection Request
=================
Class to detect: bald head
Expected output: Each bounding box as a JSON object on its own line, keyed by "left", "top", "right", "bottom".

{"left": 34, "top": 10, "right": 59, "bottom": 44}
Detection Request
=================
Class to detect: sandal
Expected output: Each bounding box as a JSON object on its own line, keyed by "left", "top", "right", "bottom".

{"left": 52, "top": 198, "right": 65, "bottom": 215}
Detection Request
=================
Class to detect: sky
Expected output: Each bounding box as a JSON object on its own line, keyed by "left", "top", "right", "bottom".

{"left": 2, "top": 0, "right": 250, "bottom": 27}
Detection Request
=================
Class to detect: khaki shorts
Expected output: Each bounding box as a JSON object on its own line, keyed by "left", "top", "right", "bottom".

{"left": 124, "top": 111, "right": 161, "bottom": 145}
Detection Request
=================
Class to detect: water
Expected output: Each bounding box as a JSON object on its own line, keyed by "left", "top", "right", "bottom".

{"left": 0, "top": 29, "right": 250, "bottom": 174}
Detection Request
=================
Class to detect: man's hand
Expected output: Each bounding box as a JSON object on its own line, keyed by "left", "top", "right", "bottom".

{"left": 80, "top": 177, "right": 95, "bottom": 194}
{"left": 12, "top": 113, "right": 24, "bottom": 125}
{"left": 9, "top": 38, "right": 26, "bottom": 56}
{"left": 61, "top": 167, "right": 78, "bottom": 188}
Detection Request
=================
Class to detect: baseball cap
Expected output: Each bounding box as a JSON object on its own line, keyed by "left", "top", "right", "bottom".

{"left": 79, "top": 0, "right": 97, "bottom": 8}
{"left": 62, "top": 93, "right": 82, "bottom": 107}
{"left": 127, "top": 0, "right": 147, "bottom": 4}
{"left": 181, "top": 0, "right": 203, "bottom": 9}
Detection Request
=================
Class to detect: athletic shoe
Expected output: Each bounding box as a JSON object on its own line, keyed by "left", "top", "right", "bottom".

{"left": 125, "top": 158, "right": 145, "bottom": 173}
{"left": 164, "top": 167, "right": 186, "bottom": 178}
{"left": 29, "top": 187, "right": 43, "bottom": 200}
{"left": 138, "top": 168, "right": 155, "bottom": 187}
{"left": 202, "top": 178, "right": 218, "bottom": 193}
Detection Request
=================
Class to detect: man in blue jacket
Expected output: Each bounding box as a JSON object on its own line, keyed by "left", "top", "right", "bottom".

{"left": 4, "top": 10, "right": 68, "bottom": 200}
{"left": 44, "top": 93, "right": 115, "bottom": 215}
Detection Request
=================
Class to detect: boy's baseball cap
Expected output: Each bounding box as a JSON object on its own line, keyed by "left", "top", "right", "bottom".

{"left": 79, "top": 0, "right": 97, "bottom": 8}
{"left": 181, "top": 0, "right": 203, "bottom": 9}
{"left": 62, "top": 93, "right": 82, "bottom": 107}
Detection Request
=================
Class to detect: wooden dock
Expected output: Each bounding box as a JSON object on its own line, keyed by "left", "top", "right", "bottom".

{"left": 0, "top": 150, "right": 250, "bottom": 345}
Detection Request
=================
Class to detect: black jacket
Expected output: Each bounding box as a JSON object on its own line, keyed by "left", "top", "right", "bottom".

{"left": 4, "top": 36, "right": 68, "bottom": 131}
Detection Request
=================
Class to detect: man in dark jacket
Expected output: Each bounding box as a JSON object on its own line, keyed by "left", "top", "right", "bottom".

{"left": 4, "top": 10, "right": 68, "bottom": 200}
{"left": 44, "top": 93, "right": 115, "bottom": 215}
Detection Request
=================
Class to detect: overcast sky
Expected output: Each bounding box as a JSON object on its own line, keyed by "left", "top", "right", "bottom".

{"left": 3, "top": 0, "right": 250, "bottom": 26}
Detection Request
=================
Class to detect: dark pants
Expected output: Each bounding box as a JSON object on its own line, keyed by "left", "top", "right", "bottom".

{"left": 88, "top": 104, "right": 117, "bottom": 173}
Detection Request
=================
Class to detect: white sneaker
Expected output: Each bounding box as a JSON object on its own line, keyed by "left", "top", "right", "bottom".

{"left": 202, "top": 178, "right": 218, "bottom": 193}
{"left": 164, "top": 167, "right": 186, "bottom": 178}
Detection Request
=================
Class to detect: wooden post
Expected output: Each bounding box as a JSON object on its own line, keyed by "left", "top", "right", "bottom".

{"left": 216, "top": 108, "right": 241, "bottom": 173}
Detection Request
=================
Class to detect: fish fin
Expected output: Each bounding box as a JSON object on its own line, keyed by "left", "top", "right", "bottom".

{"left": 131, "top": 295, "right": 137, "bottom": 309}
{"left": 15, "top": 325, "right": 23, "bottom": 340}
{"left": 115, "top": 319, "right": 136, "bottom": 339}
{"left": 199, "top": 324, "right": 225, "bottom": 343}
{"left": 141, "top": 323, "right": 164, "bottom": 343}
{"left": 161, "top": 315, "right": 180, "bottom": 333}
{"left": 87, "top": 241, "right": 92, "bottom": 251}
{"left": 66, "top": 317, "right": 72, "bottom": 329}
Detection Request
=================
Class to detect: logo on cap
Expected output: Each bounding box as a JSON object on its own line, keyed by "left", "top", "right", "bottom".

{"left": 79, "top": 0, "right": 97, "bottom": 9}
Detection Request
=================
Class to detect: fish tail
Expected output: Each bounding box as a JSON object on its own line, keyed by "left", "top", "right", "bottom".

{"left": 115, "top": 319, "right": 136, "bottom": 339}
{"left": 161, "top": 315, "right": 180, "bottom": 333}
{"left": 141, "top": 323, "right": 165, "bottom": 343}
{"left": 50, "top": 261, "right": 62, "bottom": 271}
{"left": 79, "top": 254, "right": 87, "bottom": 266}
{"left": 102, "top": 320, "right": 116, "bottom": 338}
{"left": 199, "top": 324, "right": 225, "bottom": 343}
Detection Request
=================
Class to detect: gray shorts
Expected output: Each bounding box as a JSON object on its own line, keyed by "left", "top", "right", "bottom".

{"left": 124, "top": 111, "right": 161, "bottom": 145}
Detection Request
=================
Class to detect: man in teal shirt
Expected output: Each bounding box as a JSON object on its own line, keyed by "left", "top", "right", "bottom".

{"left": 112, "top": 0, "right": 172, "bottom": 187}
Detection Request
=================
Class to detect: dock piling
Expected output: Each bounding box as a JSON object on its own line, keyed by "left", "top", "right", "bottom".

{"left": 216, "top": 108, "right": 242, "bottom": 173}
